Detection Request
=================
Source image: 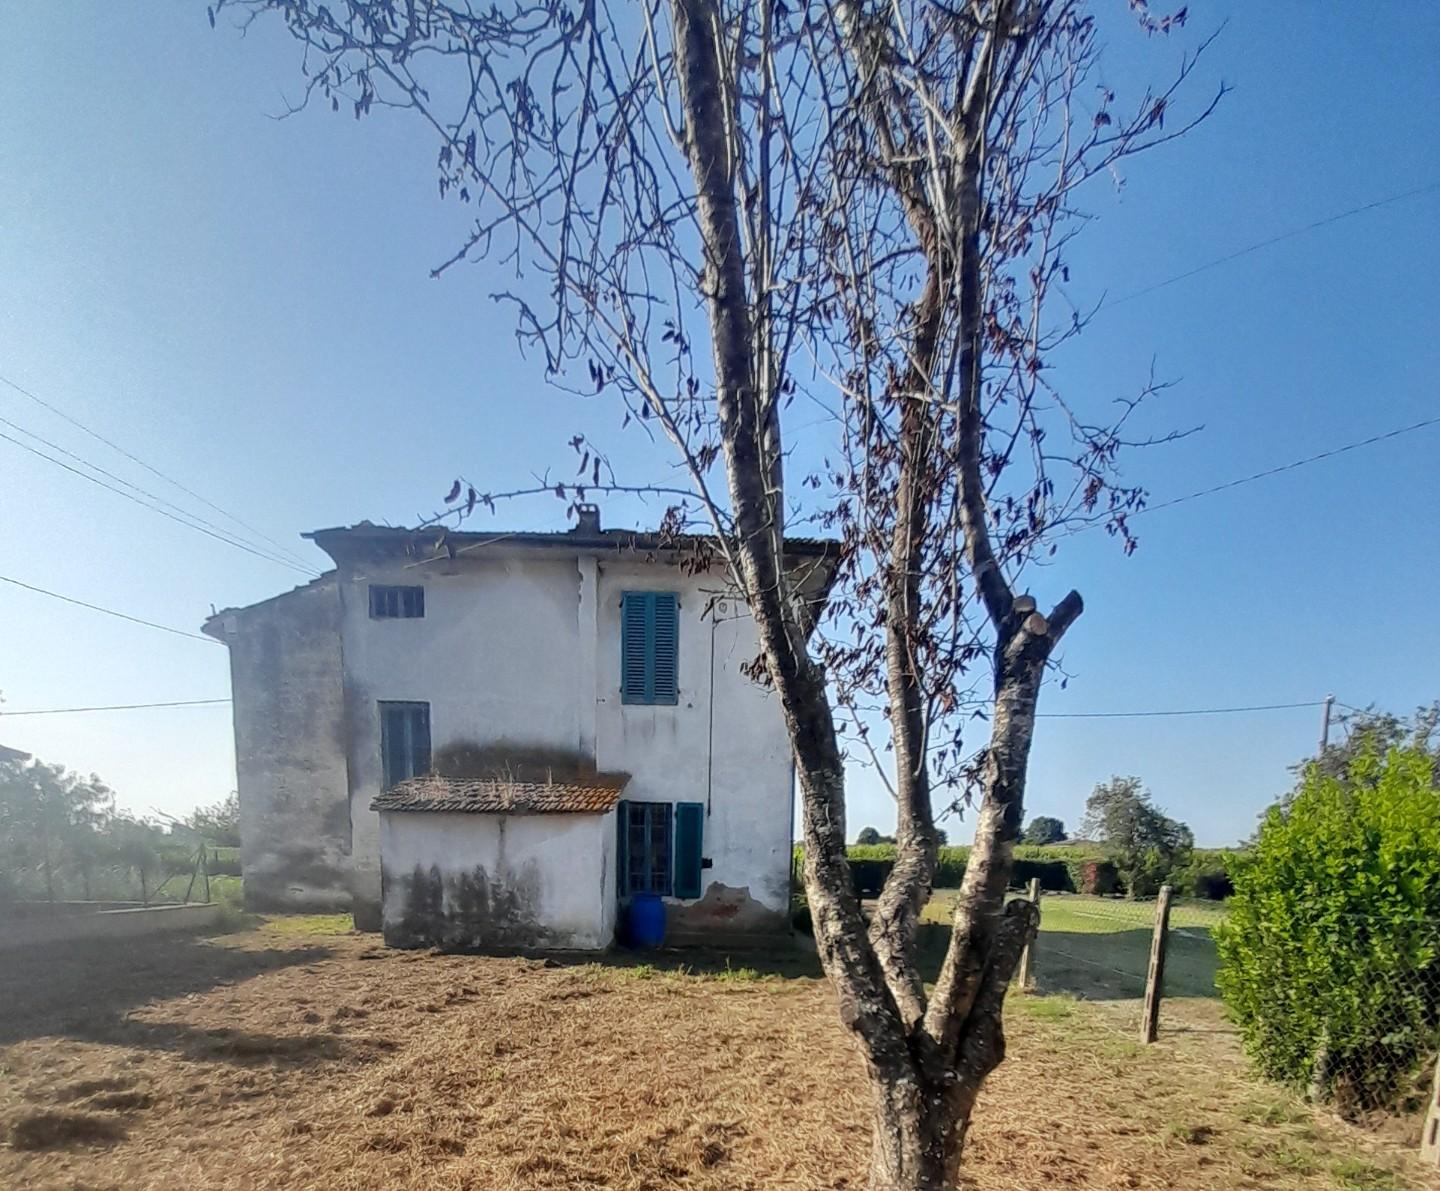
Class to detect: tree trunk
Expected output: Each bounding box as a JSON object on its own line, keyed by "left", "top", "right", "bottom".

{"left": 868, "top": 1073, "right": 948, "bottom": 1191}
{"left": 865, "top": 893, "right": 1037, "bottom": 1189}
{"left": 866, "top": 619, "right": 1072, "bottom": 1189}
{"left": 667, "top": 5, "right": 1073, "bottom": 1186}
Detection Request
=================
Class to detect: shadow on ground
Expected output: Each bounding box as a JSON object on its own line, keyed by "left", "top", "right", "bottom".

{"left": 564, "top": 920, "right": 960, "bottom": 983}
{"left": 0, "top": 933, "right": 333, "bottom": 1046}
{"left": 1032, "top": 927, "right": 1218, "bottom": 1001}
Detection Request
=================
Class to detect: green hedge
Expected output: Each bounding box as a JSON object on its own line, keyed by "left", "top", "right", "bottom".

{"left": 794, "top": 842, "right": 1234, "bottom": 899}
{"left": 798, "top": 844, "right": 1104, "bottom": 896}
{"left": 1171, "top": 849, "right": 1235, "bottom": 900}
{"left": 1217, "top": 747, "right": 1440, "bottom": 1115}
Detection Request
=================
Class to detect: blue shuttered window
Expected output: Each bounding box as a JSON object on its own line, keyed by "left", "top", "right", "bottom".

{"left": 379, "top": 701, "right": 431, "bottom": 788}
{"left": 621, "top": 591, "right": 679, "bottom": 705}
{"left": 617, "top": 801, "right": 672, "bottom": 896}
{"left": 615, "top": 800, "right": 706, "bottom": 900}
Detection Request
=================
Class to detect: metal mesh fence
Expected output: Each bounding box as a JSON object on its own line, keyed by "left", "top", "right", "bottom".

{"left": 1244, "top": 913, "right": 1440, "bottom": 1121}
{"left": 1020, "top": 891, "right": 1225, "bottom": 1038}
{"left": 1019, "top": 890, "right": 1440, "bottom": 1154}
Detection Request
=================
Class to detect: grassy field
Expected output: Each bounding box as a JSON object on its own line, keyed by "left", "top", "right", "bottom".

{"left": 920, "top": 891, "right": 1227, "bottom": 1011}
{"left": 0, "top": 912, "right": 1432, "bottom": 1188}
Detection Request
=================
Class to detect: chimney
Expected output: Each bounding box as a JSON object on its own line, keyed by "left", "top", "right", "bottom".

{"left": 574, "top": 503, "right": 601, "bottom": 535}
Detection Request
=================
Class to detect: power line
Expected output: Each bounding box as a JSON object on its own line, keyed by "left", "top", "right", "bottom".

{"left": 0, "top": 696, "right": 1316, "bottom": 719}
{"left": 1101, "top": 180, "right": 1440, "bottom": 310}
{"left": 0, "top": 698, "right": 230, "bottom": 717}
{"left": 0, "top": 372, "right": 313, "bottom": 569}
{"left": 1132, "top": 415, "right": 1440, "bottom": 518}
{"left": 0, "top": 413, "right": 315, "bottom": 573}
{"left": 1037, "top": 700, "right": 1322, "bottom": 720}
{"left": 0, "top": 429, "right": 317, "bottom": 576}
{"left": 0, "top": 573, "right": 220, "bottom": 645}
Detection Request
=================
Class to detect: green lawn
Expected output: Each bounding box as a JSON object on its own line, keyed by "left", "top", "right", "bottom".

{"left": 923, "top": 891, "right": 1227, "bottom": 1002}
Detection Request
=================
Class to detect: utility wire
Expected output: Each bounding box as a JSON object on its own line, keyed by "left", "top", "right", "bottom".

{"left": 0, "top": 699, "right": 230, "bottom": 717}
{"left": 1037, "top": 700, "right": 1322, "bottom": 720}
{"left": 1131, "top": 415, "right": 1440, "bottom": 518}
{"left": 1100, "top": 179, "right": 1440, "bottom": 310}
{"left": 0, "top": 430, "right": 317, "bottom": 576}
{"left": 0, "top": 413, "right": 315, "bottom": 573}
{"left": 0, "top": 687, "right": 1325, "bottom": 720}
{"left": 0, "top": 573, "right": 220, "bottom": 645}
{"left": 0, "top": 372, "right": 313, "bottom": 569}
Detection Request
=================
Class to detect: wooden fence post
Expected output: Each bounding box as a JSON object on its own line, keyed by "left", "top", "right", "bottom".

{"left": 1140, "top": 884, "right": 1173, "bottom": 1044}
{"left": 183, "top": 848, "right": 202, "bottom": 905}
{"left": 1420, "top": 1054, "right": 1440, "bottom": 1169}
{"left": 1018, "top": 877, "right": 1042, "bottom": 993}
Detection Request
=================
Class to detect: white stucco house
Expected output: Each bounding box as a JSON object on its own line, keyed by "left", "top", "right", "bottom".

{"left": 203, "top": 507, "right": 837, "bottom": 950}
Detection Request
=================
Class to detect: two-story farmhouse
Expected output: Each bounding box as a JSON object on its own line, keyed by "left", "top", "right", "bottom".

{"left": 203, "top": 508, "right": 837, "bottom": 950}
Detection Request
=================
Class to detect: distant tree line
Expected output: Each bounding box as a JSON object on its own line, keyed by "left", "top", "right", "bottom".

{"left": 0, "top": 751, "right": 238, "bottom": 904}
{"left": 853, "top": 776, "right": 1212, "bottom": 899}
{"left": 856, "top": 825, "right": 947, "bottom": 847}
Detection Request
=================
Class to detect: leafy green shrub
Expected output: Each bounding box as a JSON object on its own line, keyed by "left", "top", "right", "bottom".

{"left": 849, "top": 858, "right": 894, "bottom": 897}
{"left": 1068, "top": 858, "right": 1119, "bottom": 895}
{"left": 846, "top": 844, "right": 966, "bottom": 889}
{"left": 1173, "top": 851, "right": 1235, "bottom": 900}
{"left": 934, "top": 847, "right": 966, "bottom": 887}
{"left": 1010, "top": 858, "right": 1072, "bottom": 892}
{"left": 1216, "top": 746, "right": 1440, "bottom": 1115}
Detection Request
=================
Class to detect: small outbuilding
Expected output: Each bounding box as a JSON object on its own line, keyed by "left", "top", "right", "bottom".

{"left": 373, "top": 774, "right": 629, "bottom": 951}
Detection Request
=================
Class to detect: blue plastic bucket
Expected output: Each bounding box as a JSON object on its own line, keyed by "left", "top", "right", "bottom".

{"left": 626, "top": 892, "right": 666, "bottom": 949}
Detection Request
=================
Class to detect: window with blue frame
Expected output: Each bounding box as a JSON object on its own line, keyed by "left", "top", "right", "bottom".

{"left": 370, "top": 584, "right": 425, "bottom": 619}
{"left": 621, "top": 801, "right": 672, "bottom": 896}
{"left": 620, "top": 591, "right": 679, "bottom": 705}
{"left": 379, "top": 701, "right": 431, "bottom": 788}
{"left": 616, "top": 800, "right": 705, "bottom": 898}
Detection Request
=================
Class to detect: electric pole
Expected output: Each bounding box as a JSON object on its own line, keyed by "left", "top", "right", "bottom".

{"left": 1319, "top": 693, "right": 1335, "bottom": 754}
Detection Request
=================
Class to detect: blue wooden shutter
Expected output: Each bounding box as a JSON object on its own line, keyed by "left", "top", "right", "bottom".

{"left": 621, "top": 592, "right": 680, "bottom": 705}
{"left": 651, "top": 593, "right": 679, "bottom": 704}
{"left": 674, "top": 802, "right": 704, "bottom": 899}
{"left": 621, "top": 594, "right": 650, "bottom": 703}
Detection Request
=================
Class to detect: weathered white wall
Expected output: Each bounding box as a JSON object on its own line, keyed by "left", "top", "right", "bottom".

{"left": 378, "top": 810, "right": 611, "bottom": 950}
{"left": 213, "top": 575, "right": 351, "bottom": 912}
{"left": 0, "top": 902, "right": 224, "bottom": 950}
{"left": 594, "top": 562, "right": 794, "bottom": 929}
{"left": 338, "top": 556, "right": 584, "bottom": 927}
{"left": 276, "top": 545, "right": 799, "bottom": 936}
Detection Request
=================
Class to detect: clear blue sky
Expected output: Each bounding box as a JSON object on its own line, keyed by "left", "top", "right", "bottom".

{"left": 1, "top": 3, "right": 1436, "bottom": 845}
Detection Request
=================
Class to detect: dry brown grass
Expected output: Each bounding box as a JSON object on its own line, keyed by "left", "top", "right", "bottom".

{"left": 0, "top": 920, "right": 1430, "bottom": 1189}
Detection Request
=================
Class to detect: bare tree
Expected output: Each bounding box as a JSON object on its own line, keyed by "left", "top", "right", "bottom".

{"left": 217, "top": 1, "right": 1217, "bottom": 1184}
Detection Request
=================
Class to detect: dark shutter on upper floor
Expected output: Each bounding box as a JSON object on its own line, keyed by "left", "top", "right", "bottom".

{"left": 620, "top": 591, "right": 679, "bottom": 705}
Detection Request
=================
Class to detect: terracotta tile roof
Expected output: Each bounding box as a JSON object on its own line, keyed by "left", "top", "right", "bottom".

{"left": 372, "top": 774, "right": 627, "bottom": 815}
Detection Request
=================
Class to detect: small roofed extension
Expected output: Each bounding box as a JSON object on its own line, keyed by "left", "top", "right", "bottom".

{"left": 203, "top": 507, "right": 838, "bottom": 950}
